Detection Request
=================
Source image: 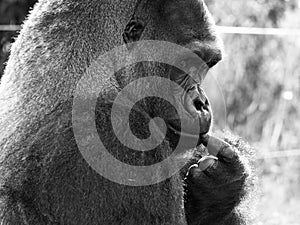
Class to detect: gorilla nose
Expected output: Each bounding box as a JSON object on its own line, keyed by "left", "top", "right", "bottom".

{"left": 193, "top": 47, "right": 222, "bottom": 68}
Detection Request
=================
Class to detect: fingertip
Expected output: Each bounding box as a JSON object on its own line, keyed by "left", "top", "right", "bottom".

{"left": 217, "top": 146, "right": 237, "bottom": 162}
{"left": 197, "top": 155, "right": 218, "bottom": 171}
{"left": 206, "top": 136, "right": 229, "bottom": 156}
{"left": 186, "top": 164, "right": 201, "bottom": 179}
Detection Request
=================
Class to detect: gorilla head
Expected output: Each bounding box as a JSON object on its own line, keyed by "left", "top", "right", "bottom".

{"left": 120, "top": 0, "right": 223, "bottom": 150}
{"left": 0, "top": 1, "right": 253, "bottom": 225}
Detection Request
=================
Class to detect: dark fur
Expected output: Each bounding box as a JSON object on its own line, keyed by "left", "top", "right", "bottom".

{"left": 183, "top": 133, "right": 255, "bottom": 225}
{"left": 0, "top": 0, "right": 254, "bottom": 224}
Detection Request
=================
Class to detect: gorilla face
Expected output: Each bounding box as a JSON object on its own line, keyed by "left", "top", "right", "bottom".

{"left": 123, "top": 0, "right": 223, "bottom": 150}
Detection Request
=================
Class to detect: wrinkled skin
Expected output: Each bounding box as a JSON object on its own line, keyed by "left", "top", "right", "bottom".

{"left": 0, "top": 0, "right": 254, "bottom": 224}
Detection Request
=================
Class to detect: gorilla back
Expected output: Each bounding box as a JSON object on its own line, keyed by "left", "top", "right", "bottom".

{"left": 0, "top": 0, "right": 237, "bottom": 225}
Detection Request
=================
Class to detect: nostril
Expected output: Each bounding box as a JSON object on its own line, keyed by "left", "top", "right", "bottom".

{"left": 193, "top": 98, "right": 204, "bottom": 111}
{"left": 192, "top": 94, "right": 209, "bottom": 111}
{"left": 205, "top": 98, "right": 209, "bottom": 106}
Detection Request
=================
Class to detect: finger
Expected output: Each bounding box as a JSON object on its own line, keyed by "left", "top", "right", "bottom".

{"left": 197, "top": 155, "right": 218, "bottom": 171}
{"left": 217, "top": 145, "right": 237, "bottom": 163}
{"left": 205, "top": 135, "right": 230, "bottom": 156}
{"left": 186, "top": 155, "right": 218, "bottom": 179}
{"left": 201, "top": 135, "right": 237, "bottom": 161}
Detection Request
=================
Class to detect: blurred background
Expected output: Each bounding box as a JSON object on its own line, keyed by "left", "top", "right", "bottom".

{"left": 0, "top": 0, "right": 299, "bottom": 224}
{"left": 207, "top": 1, "right": 300, "bottom": 224}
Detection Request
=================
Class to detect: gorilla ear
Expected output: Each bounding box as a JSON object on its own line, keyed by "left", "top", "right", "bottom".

{"left": 123, "top": 15, "right": 146, "bottom": 45}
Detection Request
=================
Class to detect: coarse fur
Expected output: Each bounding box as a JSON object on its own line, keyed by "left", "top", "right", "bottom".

{"left": 0, "top": 0, "right": 254, "bottom": 224}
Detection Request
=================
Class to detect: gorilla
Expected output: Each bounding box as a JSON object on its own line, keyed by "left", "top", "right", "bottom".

{"left": 0, "top": 0, "right": 254, "bottom": 224}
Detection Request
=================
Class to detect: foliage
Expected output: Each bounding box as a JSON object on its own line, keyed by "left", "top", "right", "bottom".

{"left": 207, "top": 1, "right": 300, "bottom": 224}
{"left": 207, "top": 0, "right": 300, "bottom": 150}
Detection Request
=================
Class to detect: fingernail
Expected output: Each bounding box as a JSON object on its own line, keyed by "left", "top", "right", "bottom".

{"left": 206, "top": 135, "right": 231, "bottom": 156}
{"left": 218, "top": 146, "right": 235, "bottom": 160}
{"left": 186, "top": 164, "right": 200, "bottom": 178}
{"left": 197, "top": 155, "right": 218, "bottom": 171}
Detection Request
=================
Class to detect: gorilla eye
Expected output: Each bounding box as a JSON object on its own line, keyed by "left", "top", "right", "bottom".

{"left": 123, "top": 16, "right": 146, "bottom": 44}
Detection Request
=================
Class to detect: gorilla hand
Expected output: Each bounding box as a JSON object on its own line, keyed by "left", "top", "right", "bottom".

{"left": 184, "top": 134, "right": 253, "bottom": 225}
